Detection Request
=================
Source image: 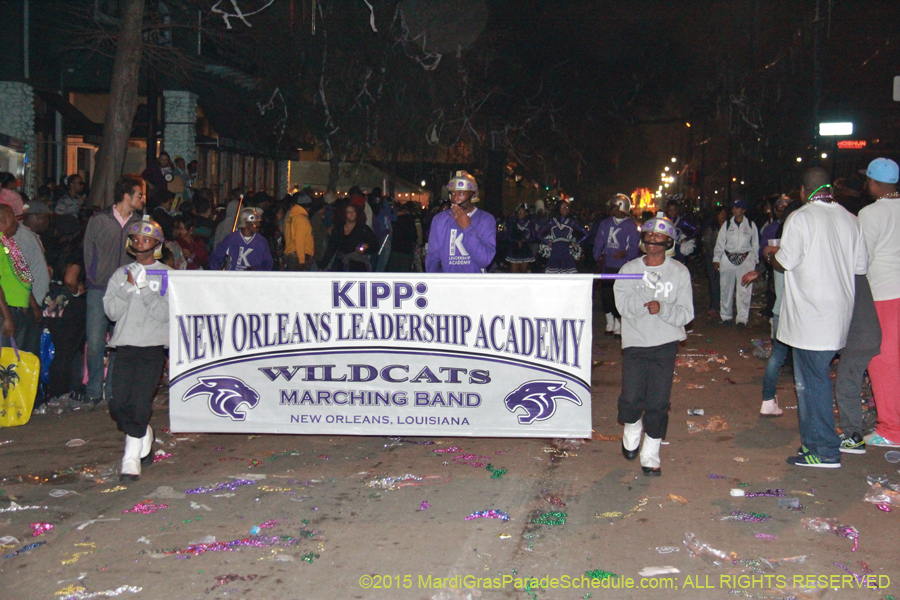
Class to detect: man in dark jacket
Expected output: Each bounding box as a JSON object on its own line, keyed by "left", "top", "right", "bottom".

{"left": 82, "top": 178, "right": 143, "bottom": 405}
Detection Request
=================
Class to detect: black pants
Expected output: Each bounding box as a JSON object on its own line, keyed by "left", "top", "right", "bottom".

{"left": 108, "top": 345, "right": 166, "bottom": 438}
{"left": 600, "top": 267, "right": 621, "bottom": 317}
{"left": 45, "top": 297, "right": 87, "bottom": 400}
{"left": 617, "top": 341, "right": 679, "bottom": 439}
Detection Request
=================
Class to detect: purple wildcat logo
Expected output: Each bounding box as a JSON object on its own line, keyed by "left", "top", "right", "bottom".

{"left": 184, "top": 377, "right": 260, "bottom": 421}
{"left": 504, "top": 381, "right": 581, "bottom": 424}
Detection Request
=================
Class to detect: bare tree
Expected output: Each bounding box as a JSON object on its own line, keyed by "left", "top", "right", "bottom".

{"left": 90, "top": 0, "right": 146, "bottom": 208}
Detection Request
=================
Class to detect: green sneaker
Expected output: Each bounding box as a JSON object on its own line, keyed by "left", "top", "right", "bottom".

{"left": 786, "top": 454, "right": 840, "bottom": 469}
{"left": 839, "top": 433, "right": 866, "bottom": 455}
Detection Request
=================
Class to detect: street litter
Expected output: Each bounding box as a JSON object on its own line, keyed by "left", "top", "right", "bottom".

{"left": 73, "top": 518, "right": 120, "bottom": 530}
{"left": 864, "top": 483, "right": 900, "bottom": 506}
{"left": 465, "top": 510, "right": 509, "bottom": 521}
{"left": 148, "top": 486, "right": 186, "bottom": 499}
{"left": 65, "top": 439, "right": 87, "bottom": 447}
{"left": 531, "top": 511, "right": 566, "bottom": 525}
{"left": 683, "top": 532, "right": 738, "bottom": 566}
{"left": 667, "top": 494, "right": 689, "bottom": 505}
{"left": 205, "top": 574, "right": 257, "bottom": 594}
{"left": 639, "top": 566, "right": 679, "bottom": 576}
{"left": 721, "top": 510, "right": 772, "bottom": 522}
{"left": 687, "top": 416, "right": 729, "bottom": 434}
{"left": 0, "top": 501, "right": 47, "bottom": 513}
{"left": 57, "top": 585, "right": 141, "bottom": 600}
{"left": 687, "top": 408, "right": 704, "bottom": 416}
{"left": 801, "top": 517, "right": 860, "bottom": 551}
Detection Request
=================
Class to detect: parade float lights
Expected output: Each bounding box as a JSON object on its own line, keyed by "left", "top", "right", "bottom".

{"left": 631, "top": 188, "right": 655, "bottom": 212}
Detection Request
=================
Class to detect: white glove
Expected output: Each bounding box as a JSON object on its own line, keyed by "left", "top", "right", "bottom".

{"left": 680, "top": 239, "right": 696, "bottom": 256}
{"left": 128, "top": 263, "right": 148, "bottom": 290}
{"left": 642, "top": 270, "right": 661, "bottom": 289}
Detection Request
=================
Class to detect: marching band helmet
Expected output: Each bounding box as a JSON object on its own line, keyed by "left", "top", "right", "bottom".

{"left": 236, "top": 207, "right": 261, "bottom": 229}
{"left": 639, "top": 211, "right": 678, "bottom": 256}
{"left": 610, "top": 193, "right": 632, "bottom": 214}
{"left": 126, "top": 216, "right": 165, "bottom": 259}
{"left": 447, "top": 170, "right": 479, "bottom": 202}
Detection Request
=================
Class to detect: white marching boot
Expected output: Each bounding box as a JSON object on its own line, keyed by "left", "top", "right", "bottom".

{"left": 759, "top": 398, "right": 784, "bottom": 418}
{"left": 605, "top": 313, "right": 615, "bottom": 334}
{"left": 622, "top": 421, "right": 642, "bottom": 461}
{"left": 639, "top": 435, "right": 662, "bottom": 476}
{"left": 140, "top": 425, "right": 154, "bottom": 466}
{"left": 120, "top": 435, "right": 143, "bottom": 482}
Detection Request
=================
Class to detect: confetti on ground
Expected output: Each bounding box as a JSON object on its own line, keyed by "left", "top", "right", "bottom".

{"left": 29, "top": 522, "right": 53, "bottom": 536}
{"left": 204, "top": 574, "right": 257, "bottom": 594}
{"left": 585, "top": 569, "right": 619, "bottom": 580}
{"left": 123, "top": 501, "right": 167, "bottom": 515}
{"left": 100, "top": 486, "right": 127, "bottom": 493}
{"left": 721, "top": 510, "right": 772, "bottom": 523}
{"left": 0, "top": 502, "right": 47, "bottom": 513}
{"left": 3, "top": 540, "right": 46, "bottom": 559}
{"left": 531, "top": 511, "right": 567, "bottom": 525}
{"left": 465, "top": 510, "right": 510, "bottom": 521}
{"left": 185, "top": 479, "right": 257, "bottom": 494}
{"left": 58, "top": 585, "right": 141, "bottom": 599}
{"left": 452, "top": 453, "right": 490, "bottom": 467}
{"left": 486, "top": 464, "right": 507, "bottom": 479}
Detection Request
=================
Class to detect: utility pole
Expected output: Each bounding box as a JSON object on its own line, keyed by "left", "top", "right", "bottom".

{"left": 812, "top": 0, "right": 824, "bottom": 165}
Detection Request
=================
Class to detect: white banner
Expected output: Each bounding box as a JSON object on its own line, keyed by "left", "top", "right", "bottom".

{"left": 167, "top": 272, "right": 592, "bottom": 437}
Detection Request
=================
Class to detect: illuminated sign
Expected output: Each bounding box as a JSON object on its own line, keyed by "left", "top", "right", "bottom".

{"left": 837, "top": 140, "right": 867, "bottom": 149}
{"left": 820, "top": 122, "right": 853, "bottom": 136}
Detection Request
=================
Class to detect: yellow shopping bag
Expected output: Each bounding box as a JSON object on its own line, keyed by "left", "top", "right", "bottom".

{"left": 0, "top": 341, "right": 40, "bottom": 428}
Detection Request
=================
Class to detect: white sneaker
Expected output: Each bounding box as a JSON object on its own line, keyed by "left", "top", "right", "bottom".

{"left": 759, "top": 398, "right": 783, "bottom": 418}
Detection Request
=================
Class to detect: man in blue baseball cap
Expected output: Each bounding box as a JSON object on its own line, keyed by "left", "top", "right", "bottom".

{"left": 858, "top": 157, "right": 900, "bottom": 449}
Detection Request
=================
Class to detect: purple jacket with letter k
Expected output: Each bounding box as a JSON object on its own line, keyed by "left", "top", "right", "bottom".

{"left": 426, "top": 208, "right": 496, "bottom": 273}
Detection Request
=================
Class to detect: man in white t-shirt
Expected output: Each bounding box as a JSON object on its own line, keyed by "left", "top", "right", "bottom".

{"left": 763, "top": 167, "right": 867, "bottom": 468}
{"left": 858, "top": 157, "right": 900, "bottom": 448}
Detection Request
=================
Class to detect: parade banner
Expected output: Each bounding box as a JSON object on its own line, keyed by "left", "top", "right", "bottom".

{"left": 167, "top": 272, "right": 592, "bottom": 437}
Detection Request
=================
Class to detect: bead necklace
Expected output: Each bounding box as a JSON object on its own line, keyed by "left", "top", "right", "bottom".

{"left": 878, "top": 191, "right": 900, "bottom": 200}
{"left": 0, "top": 235, "right": 33, "bottom": 286}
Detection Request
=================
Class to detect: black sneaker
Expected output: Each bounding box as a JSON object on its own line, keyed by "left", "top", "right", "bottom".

{"left": 786, "top": 454, "right": 840, "bottom": 469}
{"left": 839, "top": 432, "right": 866, "bottom": 455}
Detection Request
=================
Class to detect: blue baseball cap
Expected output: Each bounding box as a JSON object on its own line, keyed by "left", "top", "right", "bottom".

{"left": 861, "top": 158, "right": 899, "bottom": 184}
{"left": 732, "top": 199, "right": 748, "bottom": 210}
